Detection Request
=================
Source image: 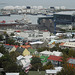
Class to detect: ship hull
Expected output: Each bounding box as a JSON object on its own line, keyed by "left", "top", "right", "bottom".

{"left": 0, "top": 23, "right": 24, "bottom": 26}
{"left": 0, "top": 14, "right": 10, "bottom": 16}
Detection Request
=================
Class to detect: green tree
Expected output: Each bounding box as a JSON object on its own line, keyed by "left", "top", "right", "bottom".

{"left": 57, "top": 54, "right": 75, "bottom": 75}
{"left": 10, "top": 51, "right": 21, "bottom": 62}
{"left": 2, "top": 61, "right": 22, "bottom": 72}
{"left": 10, "top": 33, "right": 15, "bottom": 36}
{"left": 0, "top": 54, "right": 12, "bottom": 67}
{"left": 57, "top": 66, "right": 75, "bottom": 75}
{"left": 61, "top": 54, "right": 68, "bottom": 68}
{"left": 0, "top": 54, "right": 22, "bottom": 72}
{"left": 37, "top": 47, "right": 50, "bottom": 52}
{"left": 68, "top": 49, "right": 75, "bottom": 57}
{"left": 42, "top": 61, "right": 54, "bottom": 70}
{"left": 20, "top": 71, "right": 27, "bottom": 75}
{"left": 6, "top": 38, "right": 15, "bottom": 45}
{"left": 0, "top": 35, "right": 3, "bottom": 41}
{"left": 30, "top": 57, "right": 42, "bottom": 71}
{"left": 0, "top": 45, "right": 8, "bottom": 54}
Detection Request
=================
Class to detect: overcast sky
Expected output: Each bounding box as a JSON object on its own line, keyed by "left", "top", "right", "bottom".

{"left": 0, "top": 0, "right": 75, "bottom": 8}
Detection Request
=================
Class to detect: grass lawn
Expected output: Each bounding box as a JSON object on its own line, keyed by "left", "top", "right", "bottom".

{"left": 29, "top": 71, "right": 45, "bottom": 75}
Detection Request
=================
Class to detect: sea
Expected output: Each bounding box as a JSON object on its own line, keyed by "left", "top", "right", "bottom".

{"left": 0, "top": 14, "right": 46, "bottom": 24}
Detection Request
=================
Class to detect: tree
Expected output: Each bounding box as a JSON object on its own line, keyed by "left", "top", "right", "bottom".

{"left": 37, "top": 47, "right": 50, "bottom": 52}
{"left": 57, "top": 54, "right": 75, "bottom": 75}
{"left": 0, "top": 45, "right": 8, "bottom": 54}
{"left": 10, "top": 33, "right": 15, "bottom": 36}
{"left": 6, "top": 38, "right": 15, "bottom": 45}
{"left": 42, "top": 61, "right": 54, "bottom": 70}
{"left": 0, "top": 54, "right": 22, "bottom": 72}
{"left": 61, "top": 54, "right": 68, "bottom": 68}
{"left": 10, "top": 51, "right": 21, "bottom": 62}
{"left": 0, "top": 35, "right": 3, "bottom": 41}
{"left": 30, "top": 57, "right": 42, "bottom": 71}
{"left": 57, "top": 66, "right": 75, "bottom": 75}
{"left": 68, "top": 49, "right": 75, "bottom": 57}
{"left": 20, "top": 71, "right": 27, "bottom": 75}
{"left": 0, "top": 54, "right": 12, "bottom": 67}
{"left": 3, "top": 61, "right": 22, "bottom": 72}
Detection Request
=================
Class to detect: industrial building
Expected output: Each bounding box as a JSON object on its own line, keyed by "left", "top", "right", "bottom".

{"left": 37, "top": 11, "right": 75, "bottom": 33}
{"left": 54, "top": 11, "right": 75, "bottom": 25}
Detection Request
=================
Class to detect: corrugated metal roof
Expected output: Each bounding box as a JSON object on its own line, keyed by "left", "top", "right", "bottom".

{"left": 68, "top": 58, "right": 75, "bottom": 64}
{"left": 54, "top": 11, "right": 75, "bottom": 15}
{"left": 48, "top": 55, "right": 62, "bottom": 62}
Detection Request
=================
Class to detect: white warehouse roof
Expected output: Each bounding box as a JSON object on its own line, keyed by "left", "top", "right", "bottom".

{"left": 40, "top": 50, "right": 52, "bottom": 55}
{"left": 30, "top": 41, "right": 44, "bottom": 45}
{"left": 54, "top": 11, "right": 75, "bottom": 15}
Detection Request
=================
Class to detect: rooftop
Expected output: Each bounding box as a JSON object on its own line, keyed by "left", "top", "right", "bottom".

{"left": 54, "top": 11, "right": 75, "bottom": 15}
{"left": 67, "top": 58, "right": 75, "bottom": 64}
{"left": 48, "top": 55, "right": 62, "bottom": 62}
{"left": 30, "top": 41, "right": 44, "bottom": 45}
{"left": 6, "top": 73, "right": 19, "bottom": 75}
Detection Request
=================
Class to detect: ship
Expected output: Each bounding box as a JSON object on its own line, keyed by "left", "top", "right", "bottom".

{"left": 0, "top": 11, "right": 10, "bottom": 16}
{"left": 15, "top": 14, "right": 32, "bottom": 24}
{"left": 0, "top": 20, "right": 24, "bottom": 27}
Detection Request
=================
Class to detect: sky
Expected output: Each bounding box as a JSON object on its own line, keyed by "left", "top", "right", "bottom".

{"left": 0, "top": 0, "right": 75, "bottom": 9}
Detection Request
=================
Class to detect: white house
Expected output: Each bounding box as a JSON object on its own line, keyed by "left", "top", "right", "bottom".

{"left": 16, "top": 55, "right": 32, "bottom": 68}
{"left": 40, "top": 50, "right": 52, "bottom": 56}
{"left": 6, "top": 73, "right": 19, "bottom": 75}
{"left": 59, "top": 42, "right": 75, "bottom": 49}
{"left": 45, "top": 67, "right": 62, "bottom": 75}
{"left": 40, "top": 50, "right": 63, "bottom": 57}
{"left": 53, "top": 51, "right": 63, "bottom": 56}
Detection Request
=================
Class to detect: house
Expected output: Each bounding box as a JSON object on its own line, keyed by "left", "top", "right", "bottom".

{"left": 22, "top": 49, "right": 30, "bottom": 56}
{"left": 40, "top": 50, "right": 63, "bottom": 57}
{"left": 16, "top": 47, "right": 25, "bottom": 54}
{"left": 67, "top": 58, "right": 75, "bottom": 68}
{"left": 45, "top": 67, "right": 62, "bottom": 75}
{"left": 20, "top": 45, "right": 32, "bottom": 49}
{"left": 40, "top": 50, "right": 52, "bottom": 56}
{"left": 28, "top": 49, "right": 36, "bottom": 55}
{"left": 6, "top": 73, "right": 19, "bottom": 75}
{"left": 16, "top": 55, "right": 32, "bottom": 68}
{"left": 16, "top": 47, "right": 30, "bottom": 56}
{"left": 47, "top": 55, "right": 62, "bottom": 66}
{"left": 52, "top": 51, "right": 63, "bottom": 56}
{"left": 29, "top": 41, "right": 44, "bottom": 49}
{"left": 4, "top": 44, "right": 16, "bottom": 53}
{"left": 48, "top": 40, "right": 57, "bottom": 48}
{"left": 59, "top": 42, "right": 75, "bottom": 49}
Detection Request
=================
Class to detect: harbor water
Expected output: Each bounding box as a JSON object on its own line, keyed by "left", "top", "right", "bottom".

{"left": 0, "top": 14, "right": 46, "bottom": 24}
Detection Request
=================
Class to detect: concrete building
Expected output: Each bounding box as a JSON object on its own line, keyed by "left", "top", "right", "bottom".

{"left": 59, "top": 42, "right": 75, "bottom": 49}
{"left": 15, "top": 30, "right": 50, "bottom": 41}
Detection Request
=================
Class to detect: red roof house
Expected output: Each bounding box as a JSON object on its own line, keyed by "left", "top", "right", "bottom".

{"left": 48, "top": 55, "right": 62, "bottom": 62}
{"left": 47, "top": 55, "right": 62, "bottom": 66}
